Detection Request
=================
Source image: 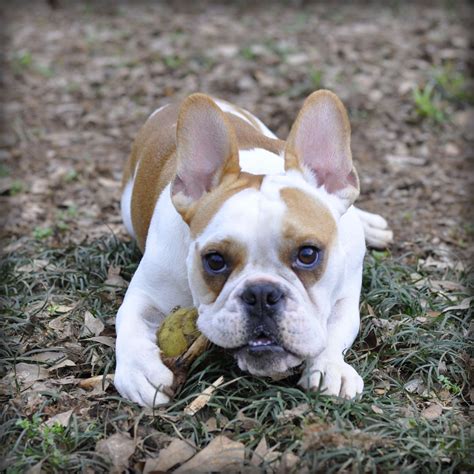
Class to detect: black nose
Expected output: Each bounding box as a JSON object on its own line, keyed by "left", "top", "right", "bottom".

{"left": 241, "top": 283, "right": 284, "bottom": 314}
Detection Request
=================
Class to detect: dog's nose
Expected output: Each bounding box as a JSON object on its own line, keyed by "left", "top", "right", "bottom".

{"left": 241, "top": 283, "right": 284, "bottom": 313}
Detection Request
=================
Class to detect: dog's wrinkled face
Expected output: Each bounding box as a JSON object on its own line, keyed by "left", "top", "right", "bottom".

{"left": 188, "top": 176, "right": 341, "bottom": 377}
{"left": 171, "top": 91, "right": 359, "bottom": 377}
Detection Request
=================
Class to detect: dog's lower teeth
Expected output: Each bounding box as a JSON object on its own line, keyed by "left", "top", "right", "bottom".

{"left": 250, "top": 339, "right": 272, "bottom": 347}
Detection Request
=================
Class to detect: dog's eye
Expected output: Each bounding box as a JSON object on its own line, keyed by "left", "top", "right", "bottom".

{"left": 203, "top": 252, "right": 227, "bottom": 274}
{"left": 295, "top": 246, "right": 320, "bottom": 269}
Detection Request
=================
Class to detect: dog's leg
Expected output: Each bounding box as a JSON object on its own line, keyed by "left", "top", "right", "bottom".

{"left": 298, "top": 294, "right": 364, "bottom": 399}
{"left": 114, "top": 281, "right": 174, "bottom": 407}
{"left": 354, "top": 207, "right": 393, "bottom": 249}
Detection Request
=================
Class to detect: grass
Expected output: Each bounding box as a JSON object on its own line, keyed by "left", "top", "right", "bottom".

{"left": 413, "top": 63, "right": 472, "bottom": 123}
{"left": 413, "top": 84, "right": 446, "bottom": 123}
{"left": 0, "top": 237, "right": 472, "bottom": 473}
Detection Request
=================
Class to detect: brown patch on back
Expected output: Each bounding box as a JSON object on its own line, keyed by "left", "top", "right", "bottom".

{"left": 126, "top": 103, "right": 180, "bottom": 251}
{"left": 198, "top": 238, "right": 248, "bottom": 302}
{"left": 280, "top": 187, "right": 337, "bottom": 289}
{"left": 183, "top": 172, "right": 264, "bottom": 238}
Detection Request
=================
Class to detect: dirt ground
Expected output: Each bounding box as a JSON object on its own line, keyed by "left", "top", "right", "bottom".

{"left": 1, "top": 0, "right": 473, "bottom": 260}
{"left": 0, "top": 1, "right": 473, "bottom": 472}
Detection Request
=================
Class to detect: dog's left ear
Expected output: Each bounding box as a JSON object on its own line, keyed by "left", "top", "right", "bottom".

{"left": 285, "top": 90, "right": 359, "bottom": 212}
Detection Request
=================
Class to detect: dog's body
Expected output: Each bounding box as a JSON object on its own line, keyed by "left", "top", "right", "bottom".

{"left": 114, "top": 91, "right": 392, "bottom": 407}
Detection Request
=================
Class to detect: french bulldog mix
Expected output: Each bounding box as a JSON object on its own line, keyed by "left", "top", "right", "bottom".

{"left": 114, "top": 90, "right": 393, "bottom": 407}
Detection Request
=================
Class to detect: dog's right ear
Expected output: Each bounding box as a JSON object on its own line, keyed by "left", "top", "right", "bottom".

{"left": 171, "top": 93, "right": 239, "bottom": 213}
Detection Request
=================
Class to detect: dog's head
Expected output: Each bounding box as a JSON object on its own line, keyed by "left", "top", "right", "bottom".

{"left": 171, "top": 91, "right": 359, "bottom": 378}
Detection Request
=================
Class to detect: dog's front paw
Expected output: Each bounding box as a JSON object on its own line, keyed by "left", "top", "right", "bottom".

{"left": 298, "top": 357, "right": 364, "bottom": 399}
{"left": 114, "top": 339, "right": 174, "bottom": 407}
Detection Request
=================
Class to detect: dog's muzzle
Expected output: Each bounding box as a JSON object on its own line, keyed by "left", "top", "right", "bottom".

{"left": 239, "top": 282, "right": 285, "bottom": 354}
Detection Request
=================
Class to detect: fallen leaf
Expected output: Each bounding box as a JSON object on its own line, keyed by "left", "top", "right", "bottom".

{"left": 236, "top": 410, "right": 259, "bottom": 430}
{"left": 48, "top": 316, "right": 74, "bottom": 338}
{"left": 174, "top": 436, "right": 245, "bottom": 474}
{"left": 404, "top": 378, "right": 424, "bottom": 394}
{"left": 16, "top": 259, "right": 49, "bottom": 273}
{"left": 13, "top": 363, "right": 50, "bottom": 387}
{"left": 104, "top": 265, "right": 127, "bottom": 288}
{"left": 25, "top": 461, "right": 43, "bottom": 474}
{"left": 184, "top": 376, "right": 224, "bottom": 416}
{"left": 95, "top": 432, "right": 135, "bottom": 473}
{"left": 49, "top": 359, "right": 76, "bottom": 371}
{"left": 279, "top": 452, "right": 299, "bottom": 473}
{"left": 29, "top": 351, "right": 67, "bottom": 364}
{"left": 421, "top": 403, "right": 443, "bottom": 420}
{"left": 78, "top": 374, "right": 114, "bottom": 394}
{"left": 44, "top": 409, "right": 74, "bottom": 428}
{"left": 277, "top": 403, "right": 310, "bottom": 421}
{"left": 251, "top": 436, "right": 268, "bottom": 466}
{"left": 86, "top": 336, "right": 116, "bottom": 347}
{"left": 371, "top": 404, "right": 384, "bottom": 415}
{"left": 80, "top": 311, "right": 105, "bottom": 337}
{"left": 442, "top": 297, "right": 473, "bottom": 313}
{"left": 143, "top": 438, "right": 196, "bottom": 473}
{"left": 205, "top": 417, "right": 218, "bottom": 432}
{"left": 430, "top": 280, "right": 466, "bottom": 292}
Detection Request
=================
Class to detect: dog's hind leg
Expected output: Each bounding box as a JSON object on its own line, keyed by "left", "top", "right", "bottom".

{"left": 354, "top": 207, "right": 393, "bottom": 249}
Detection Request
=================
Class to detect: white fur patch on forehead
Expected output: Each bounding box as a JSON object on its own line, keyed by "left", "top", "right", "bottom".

{"left": 239, "top": 148, "right": 285, "bottom": 175}
{"left": 261, "top": 170, "right": 342, "bottom": 220}
{"left": 195, "top": 186, "right": 286, "bottom": 256}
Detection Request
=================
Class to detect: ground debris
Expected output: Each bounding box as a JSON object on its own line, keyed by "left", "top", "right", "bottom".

{"left": 143, "top": 438, "right": 196, "bottom": 473}
{"left": 95, "top": 432, "right": 136, "bottom": 473}
{"left": 302, "top": 422, "right": 387, "bottom": 451}
{"left": 174, "top": 435, "right": 245, "bottom": 473}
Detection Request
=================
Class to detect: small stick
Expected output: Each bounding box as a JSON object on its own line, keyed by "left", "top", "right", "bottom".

{"left": 184, "top": 376, "right": 225, "bottom": 416}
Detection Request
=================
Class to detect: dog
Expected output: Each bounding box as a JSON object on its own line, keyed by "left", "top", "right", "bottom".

{"left": 114, "top": 90, "right": 393, "bottom": 407}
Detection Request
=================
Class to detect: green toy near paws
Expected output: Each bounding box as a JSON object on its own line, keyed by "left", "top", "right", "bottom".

{"left": 157, "top": 306, "right": 201, "bottom": 357}
{"left": 156, "top": 307, "right": 211, "bottom": 394}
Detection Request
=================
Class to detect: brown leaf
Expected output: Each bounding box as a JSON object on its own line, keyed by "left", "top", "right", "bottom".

{"left": 13, "top": 363, "right": 50, "bottom": 387}
{"left": 174, "top": 436, "right": 245, "bottom": 473}
{"left": 80, "top": 311, "right": 105, "bottom": 337}
{"left": 25, "top": 461, "right": 43, "bottom": 474}
{"left": 17, "top": 259, "right": 49, "bottom": 273}
{"left": 78, "top": 374, "right": 114, "bottom": 394}
{"left": 49, "top": 359, "right": 76, "bottom": 371}
{"left": 29, "top": 351, "right": 67, "bottom": 364}
{"left": 371, "top": 404, "right": 384, "bottom": 415}
{"left": 251, "top": 436, "right": 268, "bottom": 466}
{"left": 421, "top": 403, "right": 443, "bottom": 420}
{"left": 44, "top": 409, "right": 74, "bottom": 428}
{"left": 143, "top": 438, "right": 196, "bottom": 473}
{"left": 48, "top": 316, "right": 74, "bottom": 338}
{"left": 442, "top": 297, "right": 473, "bottom": 313}
{"left": 95, "top": 432, "right": 135, "bottom": 473}
{"left": 104, "top": 265, "right": 127, "bottom": 288}
{"left": 277, "top": 403, "right": 310, "bottom": 421}
{"left": 86, "top": 336, "right": 116, "bottom": 348}
{"left": 278, "top": 452, "right": 300, "bottom": 473}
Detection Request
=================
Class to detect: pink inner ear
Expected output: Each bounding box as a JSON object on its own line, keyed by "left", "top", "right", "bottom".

{"left": 176, "top": 101, "right": 235, "bottom": 200}
{"left": 292, "top": 96, "right": 352, "bottom": 193}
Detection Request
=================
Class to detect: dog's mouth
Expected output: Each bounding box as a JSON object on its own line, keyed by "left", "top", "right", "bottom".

{"left": 246, "top": 332, "right": 285, "bottom": 354}
{"left": 232, "top": 326, "right": 289, "bottom": 356}
{"left": 231, "top": 328, "right": 304, "bottom": 378}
